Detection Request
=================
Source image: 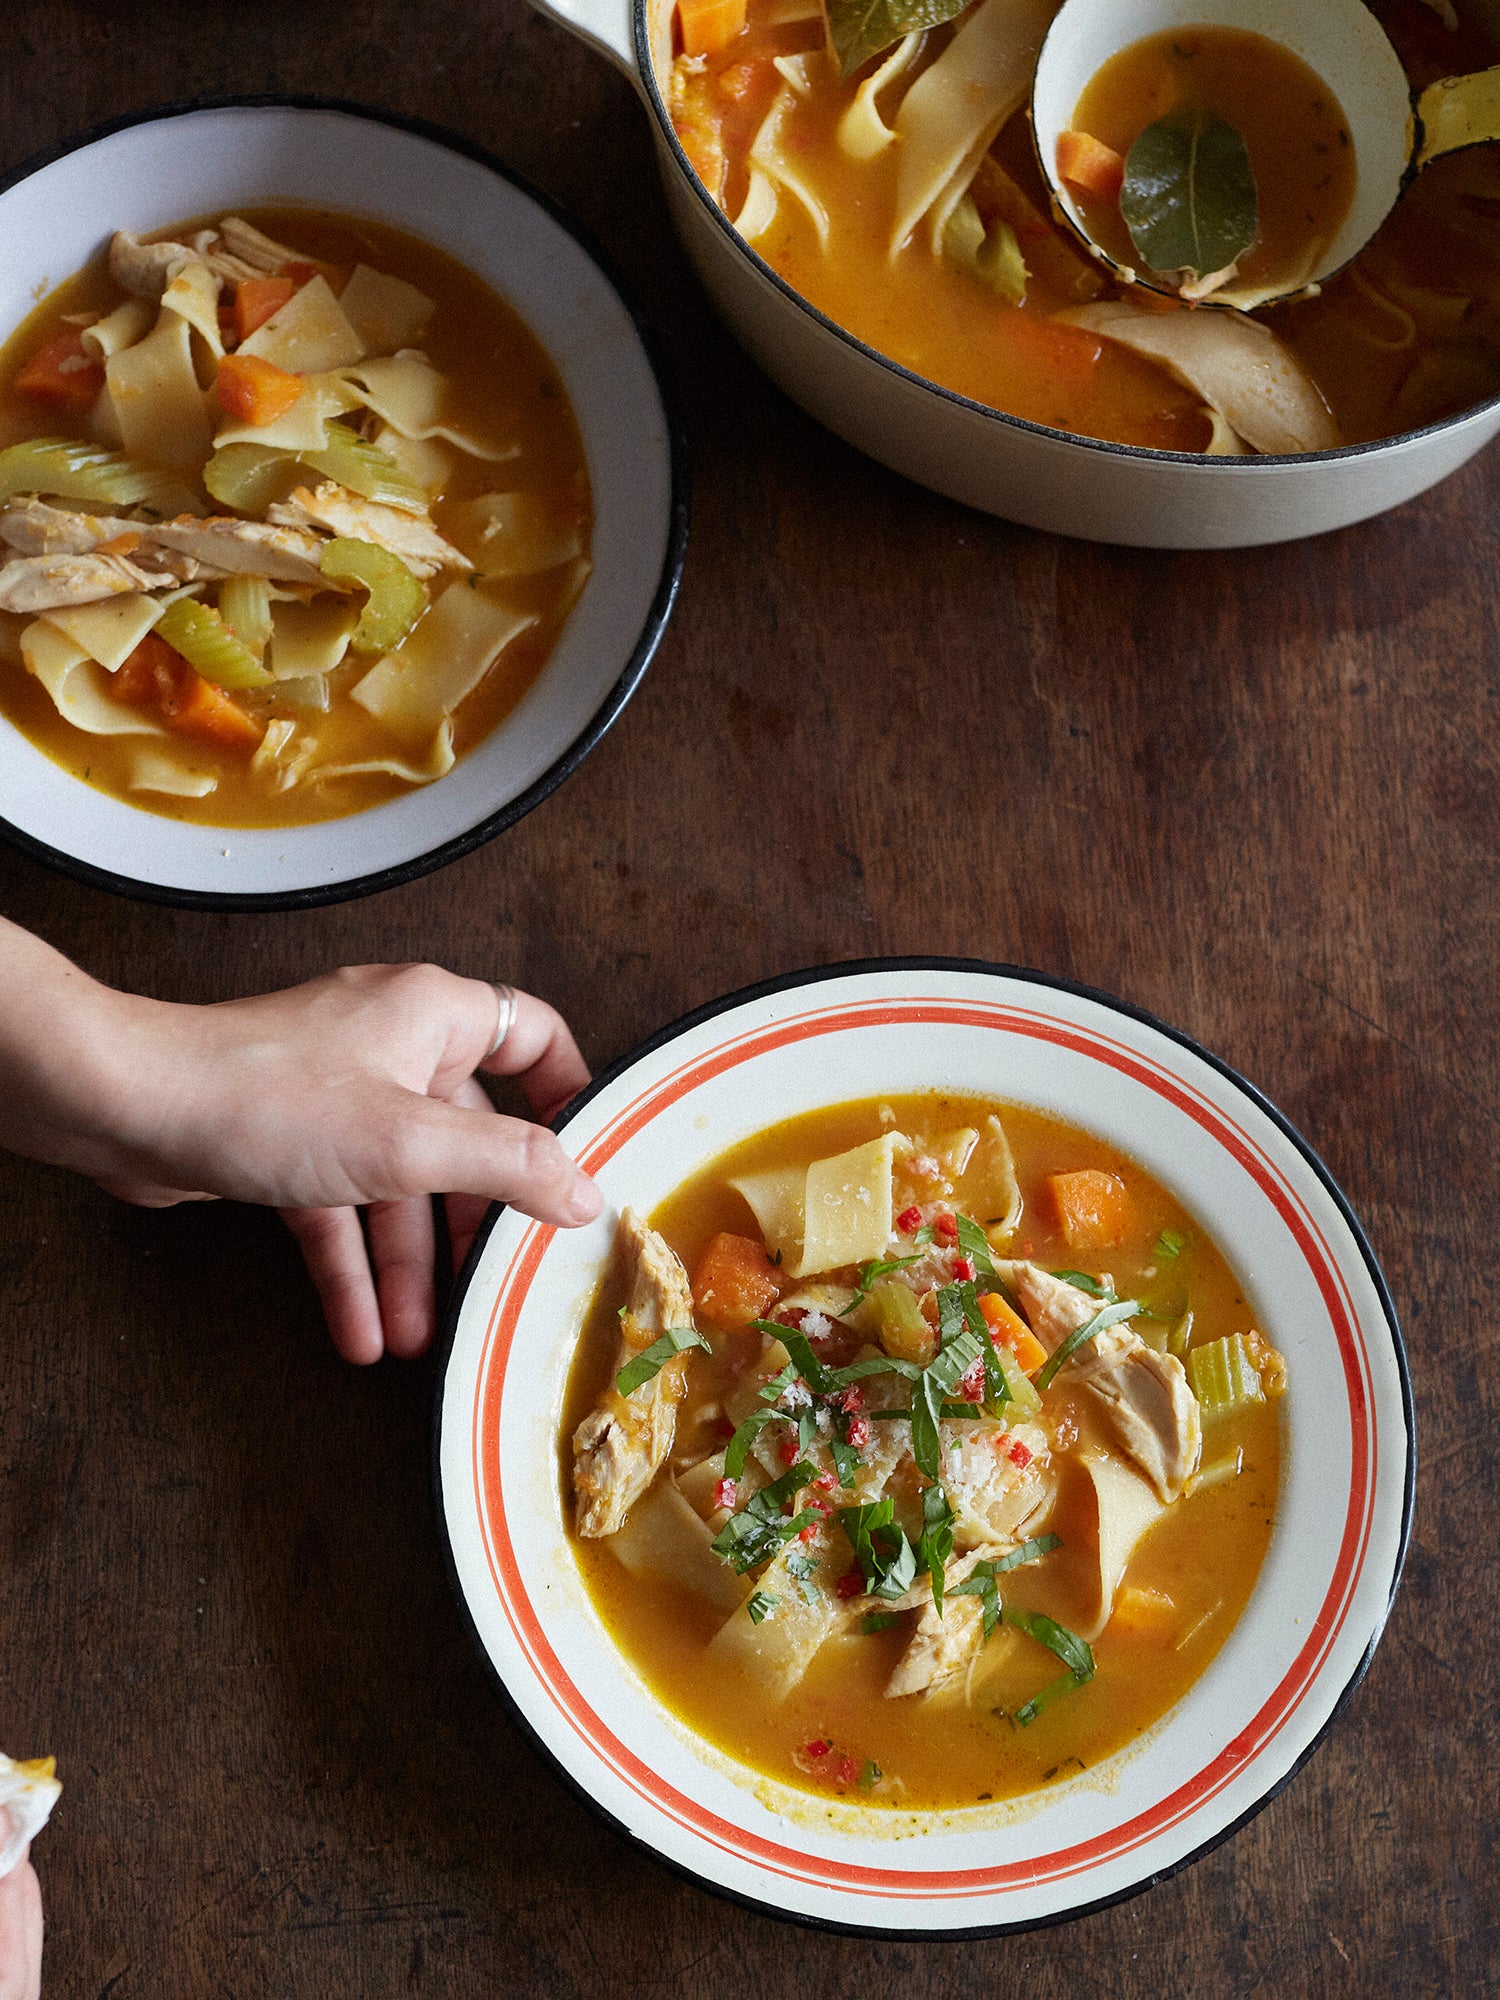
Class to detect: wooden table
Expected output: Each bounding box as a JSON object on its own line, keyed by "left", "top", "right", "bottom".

{"left": 2, "top": 2, "right": 1494, "bottom": 1992}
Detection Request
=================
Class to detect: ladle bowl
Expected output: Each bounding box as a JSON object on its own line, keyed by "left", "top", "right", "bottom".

{"left": 1032, "top": 0, "right": 1500, "bottom": 308}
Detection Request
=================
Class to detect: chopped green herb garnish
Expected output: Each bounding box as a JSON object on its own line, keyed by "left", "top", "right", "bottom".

{"left": 913, "top": 1223, "right": 936, "bottom": 1247}
{"left": 844, "top": 1254, "right": 922, "bottom": 1315}
{"left": 991, "top": 1532, "right": 1061, "bottom": 1575}
{"left": 918, "top": 1485, "right": 956, "bottom": 1614}
{"left": 830, "top": 1438, "right": 861, "bottom": 1488}
{"left": 1034, "top": 1298, "right": 1139, "bottom": 1393}
{"left": 954, "top": 1560, "right": 1002, "bottom": 1637}
{"left": 797, "top": 1406, "right": 819, "bottom": 1454}
{"left": 1154, "top": 1226, "right": 1190, "bottom": 1261}
{"left": 757, "top": 1360, "right": 800, "bottom": 1404}
{"left": 861, "top": 1612, "right": 902, "bottom": 1634}
{"left": 909, "top": 1287, "right": 987, "bottom": 1480}
{"left": 723, "top": 1405, "right": 789, "bottom": 1480}
{"left": 746, "top": 1591, "right": 780, "bottom": 1625}
{"left": 952, "top": 1537, "right": 1063, "bottom": 1641}
{"left": 784, "top": 1549, "right": 817, "bottom": 1581}
{"left": 615, "top": 1326, "right": 709, "bottom": 1396}
{"left": 1005, "top": 1606, "right": 1095, "bottom": 1681}
{"left": 857, "top": 1758, "right": 883, "bottom": 1788}
{"left": 710, "top": 1460, "right": 818, "bottom": 1573}
{"left": 829, "top": 1353, "right": 920, "bottom": 1387}
{"left": 750, "top": 1322, "right": 836, "bottom": 1397}
{"left": 1050, "top": 1270, "right": 1116, "bottom": 1301}
{"left": 954, "top": 1214, "right": 997, "bottom": 1276}
{"left": 838, "top": 1497, "right": 918, "bottom": 1602}
{"left": 1014, "top": 1670, "right": 1086, "bottom": 1728}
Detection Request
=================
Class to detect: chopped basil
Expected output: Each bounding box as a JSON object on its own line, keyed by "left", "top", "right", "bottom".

{"left": 991, "top": 1532, "right": 1061, "bottom": 1575}
{"left": 910, "top": 1287, "right": 987, "bottom": 1480}
{"left": 757, "top": 1360, "right": 799, "bottom": 1404}
{"left": 829, "top": 1353, "right": 920, "bottom": 1386}
{"left": 1050, "top": 1270, "right": 1116, "bottom": 1301}
{"left": 918, "top": 1485, "right": 956, "bottom": 1614}
{"left": 857, "top": 1758, "right": 883, "bottom": 1788}
{"left": 830, "top": 1438, "right": 861, "bottom": 1488}
{"left": 1014, "top": 1669, "right": 1086, "bottom": 1728}
{"left": 784, "top": 1549, "right": 817, "bottom": 1581}
{"left": 838, "top": 1497, "right": 918, "bottom": 1601}
{"left": 1005, "top": 1606, "right": 1096, "bottom": 1681}
{"left": 1154, "top": 1226, "right": 1190, "bottom": 1261}
{"left": 710, "top": 1459, "right": 818, "bottom": 1573}
{"left": 954, "top": 1561, "right": 1002, "bottom": 1637}
{"left": 746, "top": 1591, "right": 780, "bottom": 1626}
{"left": 861, "top": 1611, "right": 902, "bottom": 1634}
{"left": 954, "top": 1214, "right": 997, "bottom": 1276}
{"left": 750, "top": 1321, "right": 836, "bottom": 1397}
{"left": 724, "top": 1405, "right": 789, "bottom": 1480}
{"left": 1034, "top": 1298, "right": 1140, "bottom": 1393}
{"left": 797, "top": 1407, "right": 819, "bottom": 1454}
{"left": 913, "top": 1223, "right": 936, "bottom": 1247}
{"left": 615, "top": 1326, "right": 709, "bottom": 1397}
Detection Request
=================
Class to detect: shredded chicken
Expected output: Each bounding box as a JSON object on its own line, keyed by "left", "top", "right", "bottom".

{"left": 992, "top": 1261, "right": 1102, "bottom": 1353}
{"left": 0, "top": 552, "right": 168, "bottom": 613}
{"left": 1072, "top": 1335, "right": 1201, "bottom": 1503}
{"left": 144, "top": 515, "right": 333, "bottom": 586}
{"left": 108, "top": 230, "right": 195, "bottom": 301}
{"left": 267, "top": 482, "right": 470, "bottom": 577}
{"left": 573, "top": 1211, "right": 699, "bottom": 1538}
{"left": 218, "top": 215, "right": 305, "bottom": 274}
{"left": 1, "top": 499, "right": 143, "bottom": 557}
{"left": 885, "top": 1552, "right": 987, "bottom": 1697}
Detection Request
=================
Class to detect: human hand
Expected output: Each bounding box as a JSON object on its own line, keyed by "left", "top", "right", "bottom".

{"left": 0, "top": 1856, "right": 41, "bottom": 2000}
{"left": 0, "top": 926, "right": 602, "bottom": 1364}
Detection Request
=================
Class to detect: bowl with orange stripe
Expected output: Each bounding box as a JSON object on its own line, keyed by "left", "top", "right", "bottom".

{"left": 434, "top": 957, "right": 1412, "bottom": 1935}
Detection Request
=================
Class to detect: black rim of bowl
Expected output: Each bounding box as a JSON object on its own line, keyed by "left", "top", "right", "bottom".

{"left": 431, "top": 954, "right": 1416, "bottom": 1942}
{"left": 631, "top": 0, "right": 1500, "bottom": 476}
{"left": 0, "top": 94, "right": 691, "bottom": 912}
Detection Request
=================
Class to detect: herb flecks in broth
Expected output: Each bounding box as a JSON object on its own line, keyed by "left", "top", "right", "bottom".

{"left": 0, "top": 208, "right": 592, "bottom": 827}
{"left": 561, "top": 1094, "right": 1287, "bottom": 1813}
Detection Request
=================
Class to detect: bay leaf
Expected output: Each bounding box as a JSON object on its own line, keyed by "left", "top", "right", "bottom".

{"left": 826, "top": 0, "right": 969, "bottom": 81}
{"left": 1119, "top": 110, "right": 1258, "bottom": 286}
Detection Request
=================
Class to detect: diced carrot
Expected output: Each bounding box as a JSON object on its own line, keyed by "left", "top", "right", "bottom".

{"left": 1057, "top": 130, "right": 1127, "bottom": 201}
{"left": 233, "top": 275, "right": 294, "bottom": 343}
{"left": 160, "top": 668, "right": 264, "bottom": 751}
{"left": 1048, "top": 1169, "right": 1135, "bottom": 1250}
{"left": 678, "top": 0, "right": 746, "bottom": 58}
{"left": 692, "top": 1231, "right": 781, "bottom": 1329}
{"left": 119, "top": 635, "right": 262, "bottom": 750}
{"left": 16, "top": 328, "right": 104, "bottom": 411}
{"left": 215, "top": 352, "right": 304, "bottom": 427}
{"left": 1110, "top": 1585, "right": 1179, "bottom": 1640}
{"left": 978, "top": 1292, "right": 1048, "bottom": 1376}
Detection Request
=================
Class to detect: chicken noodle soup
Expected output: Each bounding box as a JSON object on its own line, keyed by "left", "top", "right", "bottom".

{"left": 564, "top": 1095, "right": 1284, "bottom": 1811}
{"left": 669, "top": 0, "right": 1500, "bottom": 451}
{"left": 0, "top": 209, "right": 592, "bottom": 825}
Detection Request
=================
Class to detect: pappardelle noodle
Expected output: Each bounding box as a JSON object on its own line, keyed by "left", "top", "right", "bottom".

{"left": 565, "top": 1094, "right": 1286, "bottom": 1811}
{"left": 0, "top": 209, "right": 591, "bottom": 825}
{"left": 669, "top": 0, "right": 1500, "bottom": 454}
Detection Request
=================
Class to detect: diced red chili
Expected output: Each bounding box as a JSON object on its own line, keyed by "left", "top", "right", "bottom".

{"left": 713, "top": 1478, "right": 737, "bottom": 1511}
{"left": 895, "top": 1205, "right": 923, "bottom": 1234}
{"left": 1007, "top": 1439, "right": 1034, "bottom": 1469}
{"left": 835, "top": 1756, "right": 859, "bottom": 1787}
{"left": 953, "top": 1255, "right": 976, "bottom": 1281}
{"left": 957, "top": 1357, "right": 985, "bottom": 1403}
{"left": 798, "top": 1523, "right": 819, "bottom": 1542}
{"left": 934, "top": 1213, "right": 959, "bottom": 1243}
{"left": 846, "top": 1415, "right": 871, "bottom": 1449}
{"left": 777, "top": 1433, "right": 800, "bottom": 1468}
{"left": 836, "top": 1572, "right": 865, "bottom": 1599}
{"left": 812, "top": 1471, "right": 837, "bottom": 1492}
{"left": 838, "top": 1385, "right": 865, "bottom": 1415}
{"left": 804, "top": 1739, "right": 829, "bottom": 1760}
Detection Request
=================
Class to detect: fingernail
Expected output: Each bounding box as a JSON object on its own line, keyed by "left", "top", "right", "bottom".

{"left": 566, "top": 1175, "right": 604, "bottom": 1223}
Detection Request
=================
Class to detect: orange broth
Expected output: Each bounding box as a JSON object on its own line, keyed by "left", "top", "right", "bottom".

{"left": 563, "top": 1094, "right": 1282, "bottom": 1813}
{"left": 0, "top": 209, "right": 591, "bottom": 826}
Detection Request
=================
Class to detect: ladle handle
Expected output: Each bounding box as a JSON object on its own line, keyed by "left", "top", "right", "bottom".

{"left": 1415, "top": 65, "right": 1500, "bottom": 169}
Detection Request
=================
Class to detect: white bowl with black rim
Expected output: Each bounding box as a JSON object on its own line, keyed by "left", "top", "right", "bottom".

{"left": 435, "top": 957, "right": 1413, "bottom": 1937}
{"left": 0, "top": 99, "right": 688, "bottom": 909}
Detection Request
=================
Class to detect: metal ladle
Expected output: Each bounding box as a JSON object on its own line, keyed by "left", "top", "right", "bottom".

{"left": 1030, "top": 0, "right": 1500, "bottom": 309}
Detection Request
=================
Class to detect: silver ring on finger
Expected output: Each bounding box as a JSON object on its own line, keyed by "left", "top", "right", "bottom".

{"left": 489, "top": 982, "right": 519, "bottom": 1057}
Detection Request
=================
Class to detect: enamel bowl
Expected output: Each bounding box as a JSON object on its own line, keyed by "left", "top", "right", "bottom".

{"left": 0, "top": 100, "right": 687, "bottom": 909}
{"left": 435, "top": 959, "right": 1413, "bottom": 1935}
{"left": 529, "top": 0, "right": 1500, "bottom": 548}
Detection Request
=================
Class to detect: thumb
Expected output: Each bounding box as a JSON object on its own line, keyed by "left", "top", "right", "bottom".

{"left": 394, "top": 1095, "right": 602, "bottom": 1225}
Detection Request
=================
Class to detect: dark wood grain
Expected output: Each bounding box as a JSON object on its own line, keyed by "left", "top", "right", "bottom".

{"left": 1, "top": 3, "right": 1495, "bottom": 1993}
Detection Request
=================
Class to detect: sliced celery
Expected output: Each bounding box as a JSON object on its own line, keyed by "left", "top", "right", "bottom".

{"left": 867, "top": 1278, "right": 932, "bottom": 1367}
{"left": 155, "top": 598, "right": 272, "bottom": 690}
{"left": 301, "top": 429, "right": 427, "bottom": 512}
{"left": 1189, "top": 1334, "right": 1266, "bottom": 1419}
{"left": 0, "top": 438, "right": 171, "bottom": 508}
{"left": 217, "top": 576, "right": 273, "bottom": 657}
{"left": 1168, "top": 1308, "right": 1194, "bottom": 1358}
{"left": 994, "top": 1346, "right": 1041, "bottom": 1417}
{"left": 318, "top": 537, "right": 427, "bottom": 653}
{"left": 942, "top": 196, "right": 1028, "bottom": 305}
{"left": 203, "top": 444, "right": 304, "bottom": 515}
